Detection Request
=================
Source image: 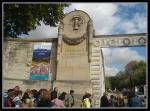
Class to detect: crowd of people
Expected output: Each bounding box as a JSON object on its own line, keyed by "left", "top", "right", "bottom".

{"left": 100, "top": 90, "right": 144, "bottom": 107}
{"left": 3, "top": 86, "right": 75, "bottom": 108}
{"left": 3, "top": 86, "right": 144, "bottom": 108}
{"left": 3, "top": 86, "right": 93, "bottom": 108}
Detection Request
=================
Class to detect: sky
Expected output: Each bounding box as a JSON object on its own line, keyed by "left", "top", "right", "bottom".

{"left": 33, "top": 43, "right": 52, "bottom": 50}
{"left": 19, "top": 3, "right": 147, "bottom": 77}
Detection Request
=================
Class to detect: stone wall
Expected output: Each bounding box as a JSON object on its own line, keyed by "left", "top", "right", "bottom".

{"left": 3, "top": 38, "right": 57, "bottom": 92}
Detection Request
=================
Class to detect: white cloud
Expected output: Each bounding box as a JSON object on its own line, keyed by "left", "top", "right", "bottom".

{"left": 105, "top": 66, "right": 119, "bottom": 77}
{"left": 27, "top": 3, "right": 147, "bottom": 39}
{"left": 114, "top": 12, "right": 147, "bottom": 34}
{"left": 64, "top": 3, "right": 120, "bottom": 35}
{"left": 28, "top": 22, "right": 58, "bottom": 39}
{"left": 102, "top": 48, "right": 145, "bottom": 76}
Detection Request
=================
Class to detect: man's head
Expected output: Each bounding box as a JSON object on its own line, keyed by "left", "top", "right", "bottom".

{"left": 54, "top": 87, "right": 58, "bottom": 92}
{"left": 70, "top": 90, "right": 74, "bottom": 95}
{"left": 14, "top": 86, "right": 20, "bottom": 91}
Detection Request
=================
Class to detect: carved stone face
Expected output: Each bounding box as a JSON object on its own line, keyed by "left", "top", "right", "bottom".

{"left": 71, "top": 17, "right": 83, "bottom": 30}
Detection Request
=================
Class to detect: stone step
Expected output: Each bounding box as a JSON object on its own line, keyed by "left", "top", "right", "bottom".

{"left": 91, "top": 47, "right": 99, "bottom": 52}
{"left": 92, "top": 83, "right": 100, "bottom": 86}
{"left": 92, "top": 87, "right": 100, "bottom": 90}
{"left": 91, "top": 53, "right": 100, "bottom": 57}
{"left": 92, "top": 88, "right": 100, "bottom": 91}
{"left": 90, "top": 68, "right": 100, "bottom": 71}
{"left": 90, "top": 70, "right": 101, "bottom": 74}
{"left": 90, "top": 65, "right": 100, "bottom": 69}
{"left": 91, "top": 73, "right": 100, "bottom": 77}
{"left": 92, "top": 84, "right": 100, "bottom": 87}
{"left": 93, "top": 95, "right": 100, "bottom": 98}
{"left": 93, "top": 97, "right": 100, "bottom": 100}
{"left": 90, "top": 62, "right": 100, "bottom": 66}
{"left": 93, "top": 92, "right": 101, "bottom": 95}
{"left": 91, "top": 80, "right": 100, "bottom": 83}
{"left": 91, "top": 59, "right": 99, "bottom": 62}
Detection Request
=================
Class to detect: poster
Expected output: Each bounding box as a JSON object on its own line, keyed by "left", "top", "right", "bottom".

{"left": 29, "top": 43, "right": 52, "bottom": 80}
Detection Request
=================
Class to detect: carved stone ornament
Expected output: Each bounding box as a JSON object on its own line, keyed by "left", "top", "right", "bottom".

{"left": 123, "top": 38, "right": 130, "bottom": 46}
{"left": 70, "top": 17, "right": 83, "bottom": 30}
{"left": 138, "top": 37, "right": 146, "bottom": 44}
{"left": 62, "top": 34, "right": 86, "bottom": 45}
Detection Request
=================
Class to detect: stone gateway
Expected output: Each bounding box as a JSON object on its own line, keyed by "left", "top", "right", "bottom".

{"left": 3, "top": 10, "right": 147, "bottom": 107}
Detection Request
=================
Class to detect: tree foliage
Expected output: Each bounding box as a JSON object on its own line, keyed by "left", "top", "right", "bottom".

{"left": 108, "top": 60, "right": 146, "bottom": 90}
{"left": 4, "top": 4, "right": 69, "bottom": 37}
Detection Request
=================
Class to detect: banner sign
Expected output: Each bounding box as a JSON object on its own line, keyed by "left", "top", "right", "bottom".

{"left": 29, "top": 43, "right": 52, "bottom": 80}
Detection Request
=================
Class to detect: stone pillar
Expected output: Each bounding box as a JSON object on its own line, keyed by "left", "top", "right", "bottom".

{"left": 90, "top": 44, "right": 105, "bottom": 107}
{"left": 54, "top": 10, "right": 92, "bottom": 99}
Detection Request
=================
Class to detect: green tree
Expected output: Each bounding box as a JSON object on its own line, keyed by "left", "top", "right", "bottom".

{"left": 4, "top": 4, "right": 69, "bottom": 37}
{"left": 105, "top": 77, "right": 111, "bottom": 90}
{"left": 109, "top": 60, "right": 146, "bottom": 90}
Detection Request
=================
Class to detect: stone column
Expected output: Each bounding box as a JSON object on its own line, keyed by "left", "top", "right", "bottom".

{"left": 88, "top": 19, "right": 94, "bottom": 62}
{"left": 90, "top": 43, "right": 105, "bottom": 107}
{"left": 57, "top": 20, "right": 63, "bottom": 62}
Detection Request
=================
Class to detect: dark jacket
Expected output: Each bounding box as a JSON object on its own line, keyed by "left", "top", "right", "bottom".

{"left": 37, "top": 99, "right": 52, "bottom": 107}
{"left": 51, "top": 91, "right": 57, "bottom": 100}
{"left": 100, "top": 95, "right": 109, "bottom": 107}
{"left": 128, "top": 95, "right": 142, "bottom": 107}
{"left": 4, "top": 98, "right": 15, "bottom": 107}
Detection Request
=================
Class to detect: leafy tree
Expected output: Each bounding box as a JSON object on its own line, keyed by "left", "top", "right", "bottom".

{"left": 105, "top": 77, "right": 111, "bottom": 90}
{"left": 108, "top": 60, "right": 146, "bottom": 90}
{"left": 4, "top": 4, "right": 69, "bottom": 37}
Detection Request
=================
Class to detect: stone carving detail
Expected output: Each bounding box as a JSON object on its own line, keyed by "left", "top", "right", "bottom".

{"left": 70, "top": 17, "right": 83, "bottom": 30}
{"left": 138, "top": 37, "right": 146, "bottom": 44}
{"left": 62, "top": 34, "right": 86, "bottom": 45}
{"left": 123, "top": 38, "right": 130, "bottom": 46}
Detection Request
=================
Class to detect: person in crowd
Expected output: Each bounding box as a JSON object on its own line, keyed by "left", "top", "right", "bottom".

{"left": 51, "top": 92, "right": 67, "bottom": 108}
{"left": 66, "top": 90, "right": 75, "bottom": 107}
{"left": 30, "top": 89, "right": 39, "bottom": 107}
{"left": 109, "top": 95, "right": 115, "bottom": 107}
{"left": 13, "top": 86, "right": 20, "bottom": 92}
{"left": 4, "top": 90, "right": 16, "bottom": 107}
{"left": 128, "top": 91, "right": 143, "bottom": 107}
{"left": 13, "top": 90, "right": 23, "bottom": 108}
{"left": 22, "top": 89, "right": 31, "bottom": 100}
{"left": 21, "top": 89, "right": 35, "bottom": 107}
{"left": 100, "top": 92, "right": 109, "bottom": 107}
{"left": 37, "top": 89, "right": 51, "bottom": 107}
{"left": 118, "top": 94, "right": 125, "bottom": 107}
{"left": 80, "top": 93, "right": 92, "bottom": 108}
{"left": 21, "top": 98, "right": 33, "bottom": 108}
{"left": 114, "top": 96, "right": 118, "bottom": 107}
{"left": 3, "top": 89, "right": 13, "bottom": 107}
{"left": 51, "top": 87, "right": 58, "bottom": 101}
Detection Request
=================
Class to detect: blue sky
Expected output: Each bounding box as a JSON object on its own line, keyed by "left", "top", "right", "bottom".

{"left": 17, "top": 3, "right": 147, "bottom": 77}
{"left": 114, "top": 3, "right": 147, "bottom": 20}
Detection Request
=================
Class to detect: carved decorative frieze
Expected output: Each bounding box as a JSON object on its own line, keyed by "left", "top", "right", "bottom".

{"left": 93, "top": 36, "right": 147, "bottom": 47}
{"left": 62, "top": 34, "right": 86, "bottom": 45}
{"left": 123, "top": 38, "right": 130, "bottom": 46}
{"left": 138, "top": 37, "right": 146, "bottom": 44}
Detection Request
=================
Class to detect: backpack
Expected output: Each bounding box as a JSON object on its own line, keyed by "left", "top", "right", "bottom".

{"left": 80, "top": 99, "right": 86, "bottom": 107}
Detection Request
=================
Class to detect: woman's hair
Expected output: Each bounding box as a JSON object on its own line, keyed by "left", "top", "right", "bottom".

{"left": 70, "top": 90, "right": 74, "bottom": 94}
{"left": 39, "top": 89, "right": 50, "bottom": 100}
{"left": 85, "top": 93, "right": 91, "bottom": 98}
{"left": 58, "top": 92, "right": 67, "bottom": 101}
{"left": 30, "top": 89, "right": 38, "bottom": 98}
{"left": 110, "top": 95, "right": 114, "bottom": 99}
{"left": 22, "top": 99, "right": 33, "bottom": 107}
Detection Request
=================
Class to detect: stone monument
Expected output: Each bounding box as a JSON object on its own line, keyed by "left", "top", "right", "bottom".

{"left": 54, "top": 10, "right": 93, "bottom": 95}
